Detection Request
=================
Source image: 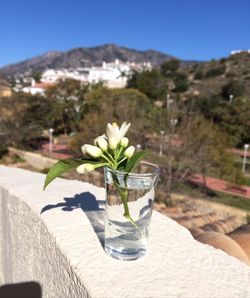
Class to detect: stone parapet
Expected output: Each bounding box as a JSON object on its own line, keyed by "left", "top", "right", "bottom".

{"left": 0, "top": 166, "right": 249, "bottom": 298}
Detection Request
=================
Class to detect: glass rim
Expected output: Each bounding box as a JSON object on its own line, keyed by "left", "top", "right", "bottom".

{"left": 104, "top": 161, "right": 160, "bottom": 177}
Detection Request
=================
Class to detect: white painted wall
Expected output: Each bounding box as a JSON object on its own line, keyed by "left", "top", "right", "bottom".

{"left": 0, "top": 166, "right": 249, "bottom": 298}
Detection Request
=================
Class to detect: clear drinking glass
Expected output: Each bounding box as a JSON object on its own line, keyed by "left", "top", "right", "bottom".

{"left": 104, "top": 162, "right": 160, "bottom": 261}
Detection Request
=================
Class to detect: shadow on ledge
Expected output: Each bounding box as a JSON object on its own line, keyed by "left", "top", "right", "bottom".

{"left": 0, "top": 281, "right": 42, "bottom": 298}
{"left": 41, "top": 192, "right": 105, "bottom": 246}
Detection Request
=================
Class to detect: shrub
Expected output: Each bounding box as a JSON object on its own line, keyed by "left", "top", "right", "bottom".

{"left": 0, "top": 144, "right": 8, "bottom": 158}
{"left": 161, "top": 59, "right": 180, "bottom": 77}
{"left": 174, "top": 79, "right": 189, "bottom": 93}
{"left": 220, "top": 58, "right": 226, "bottom": 64}
{"left": 194, "top": 71, "right": 204, "bottom": 80}
{"left": 225, "top": 72, "right": 235, "bottom": 78}
{"left": 222, "top": 80, "right": 245, "bottom": 99}
{"left": 205, "top": 66, "right": 226, "bottom": 78}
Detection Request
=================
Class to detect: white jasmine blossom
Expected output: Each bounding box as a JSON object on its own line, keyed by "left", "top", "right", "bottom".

{"left": 96, "top": 137, "right": 108, "bottom": 151}
{"left": 94, "top": 134, "right": 107, "bottom": 145}
{"left": 124, "top": 146, "right": 135, "bottom": 159}
{"left": 120, "top": 137, "right": 129, "bottom": 147}
{"left": 106, "top": 122, "right": 131, "bottom": 142}
{"left": 76, "top": 163, "right": 95, "bottom": 174}
{"left": 85, "top": 145, "right": 102, "bottom": 158}
{"left": 109, "top": 136, "right": 118, "bottom": 150}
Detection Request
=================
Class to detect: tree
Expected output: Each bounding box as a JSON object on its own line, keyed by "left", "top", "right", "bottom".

{"left": 160, "top": 59, "right": 180, "bottom": 77}
{"left": 211, "top": 98, "right": 250, "bottom": 146}
{"left": 126, "top": 70, "right": 139, "bottom": 89}
{"left": 2, "top": 94, "right": 52, "bottom": 149}
{"left": 45, "top": 79, "right": 88, "bottom": 134}
{"left": 172, "top": 72, "right": 189, "bottom": 93}
{"left": 127, "top": 69, "right": 167, "bottom": 101}
{"left": 32, "top": 71, "right": 42, "bottom": 83}
{"left": 2, "top": 79, "right": 89, "bottom": 149}
{"left": 71, "top": 87, "right": 154, "bottom": 153}
{"left": 159, "top": 101, "right": 239, "bottom": 203}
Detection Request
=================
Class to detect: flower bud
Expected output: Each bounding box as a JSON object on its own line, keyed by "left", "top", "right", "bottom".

{"left": 97, "top": 137, "right": 108, "bottom": 151}
{"left": 85, "top": 145, "right": 102, "bottom": 158}
{"left": 76, "top": 163, "right": 95, "bottom": 174}
{"left": 109, "top": 136, "right": 118, "bottom": 150}
{"left": 120, "top": 137, "right": 129, "bottom": 147}
{"left": 81, "top": 144, "right": 87, "bottom": 155}
{"left": 94, "top": 134, "right": 106, "bottom": 145}
{"left": 124, "top": 146, "right": 135, "bottom": 159}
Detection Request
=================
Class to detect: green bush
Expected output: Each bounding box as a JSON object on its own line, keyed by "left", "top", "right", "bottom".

{"left": 220, "top": 58, "right": 226, "bottom": 64}
{"left": 174, "top": 79, "right": 189, "bottom": 93}
{"left": 161, "top": 59, "right": 180, "bottom": 77}
{"left": 205, "top": 66, "right": 226, "bottom": 78}
{"left": 174, "top": 72, "right": 187, "bottom": 81}
{"left": 222, "top": 80, "right": 245, "bottom": 99}
{"left": 194, "top": 71, "right": 204, "bottom": 80}
{"left": 0, "top": 145, "right": 8, "bottom": 158}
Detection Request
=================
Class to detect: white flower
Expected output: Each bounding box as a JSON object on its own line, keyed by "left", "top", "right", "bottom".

{"left": 81, "top": 144, "right": 88, "bottom": 155}
{"left": 76, "top": 163, "right": 95, "bottom": 174}
{"left": 94, "top": 134, "right": 107, "bottom": 145}
{"left": 96, "top": 137, "right": 108, "bottom": 151}
{"left": 85, "top": 145, "right": 102, "bottom": 158}
{"left": 106, "top": 122, "right": 131, "bottom": 143}
{"left": 124, "top": 146, "right": 135, "bottom": 159}
{"left": 120, "top": 137, "right": 129, "bottom": 147}
{"left": 109, "top": 136, "right": 118, "bottom": 150}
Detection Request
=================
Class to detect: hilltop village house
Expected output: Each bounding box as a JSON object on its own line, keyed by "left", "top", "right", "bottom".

{"left": 21, "top": 59, "right": 152, "bottom": 95}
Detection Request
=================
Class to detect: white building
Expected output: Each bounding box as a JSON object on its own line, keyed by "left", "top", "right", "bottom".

{"left": 40, "top": 60, "right": 152, "bottom": 88}
{"left": 22, "top": 82, "right": 54, "bottom": 95}
{"left": 41, "top": 69, "right": 86, "bottom": 83}
{"left": 230, "top": 49, "right": 250, "bottom": 55}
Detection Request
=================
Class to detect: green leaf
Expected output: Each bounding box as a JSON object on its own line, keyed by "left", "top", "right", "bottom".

{"left": 43, "top": 158, "right": 93, "bottom": 190}
{"left": 124, "top": 150, "right": 147, "bottom": 173}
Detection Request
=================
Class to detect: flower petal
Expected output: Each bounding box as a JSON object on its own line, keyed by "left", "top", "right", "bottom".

{"left": 119, "top": 122, "right": 131, "bottom": 139}
{"left": 106, "top": 123, "right": 116, "bottom": 139}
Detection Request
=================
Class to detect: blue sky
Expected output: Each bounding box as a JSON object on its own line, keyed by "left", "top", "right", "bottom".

{"left": 0, "top": 0, "right": 249, "bottom": 67}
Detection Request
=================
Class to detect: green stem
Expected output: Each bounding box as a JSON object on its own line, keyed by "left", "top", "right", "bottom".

{"left": 104, "top": 151, "right": 115, "bottom": 163}
{"left": 114, "top": 181, "right": 138, "bottom": 228}
{"left": 101, "top": 154, "right": 114, "bottom": 167}
{"left": 117, "top": 157, "right": 127, "bottom": 166}
{"left": 116, "top": 146, "right": 124, "bottom": 157}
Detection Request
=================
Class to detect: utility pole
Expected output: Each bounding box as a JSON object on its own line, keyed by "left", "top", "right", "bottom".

{"left": 242, "top": 144, "right": 249, "bottom": 173}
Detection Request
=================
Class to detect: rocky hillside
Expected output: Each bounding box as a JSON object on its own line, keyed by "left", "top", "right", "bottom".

{"left": 177, "top": 51, "right": 250, "bottom": 98}
{"left": 0, "top": 44, "right": 182, "bottom": 77}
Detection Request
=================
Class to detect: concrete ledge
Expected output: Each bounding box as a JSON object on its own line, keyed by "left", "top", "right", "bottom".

{"left": 0, "top": 165, "right": 249, "bottom": 298}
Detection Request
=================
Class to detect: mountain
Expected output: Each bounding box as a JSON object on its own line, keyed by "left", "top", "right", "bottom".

{"left": 0, "top": 44, "right": 194, "bottom": 77}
